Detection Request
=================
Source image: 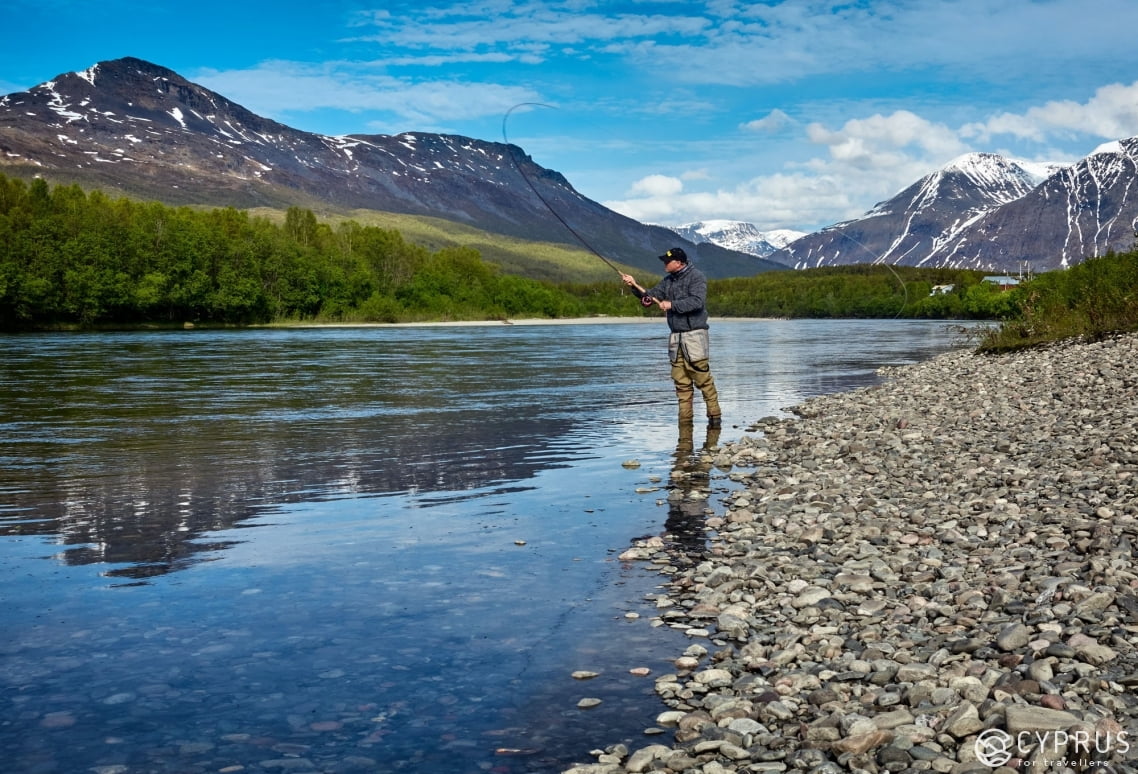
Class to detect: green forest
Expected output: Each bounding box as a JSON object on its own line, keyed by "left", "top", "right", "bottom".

{"left": 0, "top": 173, "right": 1099, "bottom": 333}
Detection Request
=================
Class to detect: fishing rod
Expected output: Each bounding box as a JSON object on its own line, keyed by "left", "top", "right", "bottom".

{"left": 501, "top": 103, "right": 626, "bottom": 277}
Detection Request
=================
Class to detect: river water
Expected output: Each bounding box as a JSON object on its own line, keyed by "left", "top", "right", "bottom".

{"left": 0, "top": 319, "right": 979, "bottom": 774}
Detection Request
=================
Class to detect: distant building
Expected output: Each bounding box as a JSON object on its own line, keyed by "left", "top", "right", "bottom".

{"left": 930, "top": 284, "right": 955, "bottom": 295}
{"left": 982, "top": 275, "right": 1021, "bottom": 291}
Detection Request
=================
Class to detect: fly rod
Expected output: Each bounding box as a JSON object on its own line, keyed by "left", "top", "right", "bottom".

{"left": 501, "top": 103, "right": 625, "bottom": 277}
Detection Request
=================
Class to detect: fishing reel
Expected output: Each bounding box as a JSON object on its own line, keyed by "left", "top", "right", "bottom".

{"left": 641, "top": 295, "right": 655, "bottom": 308}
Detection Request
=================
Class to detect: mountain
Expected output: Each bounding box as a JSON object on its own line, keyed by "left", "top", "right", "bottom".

{"left": 926, "top": 140, "right": 1138, "bottom": 270}
{"left": 769, "top": 153, "right": 1058, "bottom": 270}
{"left": 769, "top": 147, "right": 1138, "bottom": 272}
{"left": 0, "top": 57, "right": 782, "bottom": 280}
{"left": 667, "top": 220, "right": 806, "bottom": 258}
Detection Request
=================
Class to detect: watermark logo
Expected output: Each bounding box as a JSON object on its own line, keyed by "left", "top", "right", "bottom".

{"left": 975, "top": 729, "right": 1014, "bottom": 767}
{"left": 973, "top": 728, "right": 1129, "bottom": 770}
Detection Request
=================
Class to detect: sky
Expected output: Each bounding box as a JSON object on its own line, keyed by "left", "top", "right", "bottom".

{"left": 5, "top": 0, "right": 1138, "bottom": 233}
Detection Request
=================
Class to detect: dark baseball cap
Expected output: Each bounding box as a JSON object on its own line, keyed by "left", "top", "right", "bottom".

{"left": 658, "top": 247, "right": 688, "bottom": 263}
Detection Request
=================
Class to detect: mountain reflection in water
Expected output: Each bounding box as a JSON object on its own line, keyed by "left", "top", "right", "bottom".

{"left": 0, "top": 327, "right": 630, "bottom": 580}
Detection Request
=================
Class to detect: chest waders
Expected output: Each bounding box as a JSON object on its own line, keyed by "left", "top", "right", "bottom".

{"left": 668, "top": 329, "right": 721, "bottom": 425}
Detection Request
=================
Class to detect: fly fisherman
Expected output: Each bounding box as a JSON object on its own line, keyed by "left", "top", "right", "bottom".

{"left": 621, "top": 248, "right": 723, "bottom": 428}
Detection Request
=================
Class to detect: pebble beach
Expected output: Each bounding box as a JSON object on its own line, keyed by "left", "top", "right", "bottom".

{"left": 571, "top": 331, "right": 1138, "bottom": 774}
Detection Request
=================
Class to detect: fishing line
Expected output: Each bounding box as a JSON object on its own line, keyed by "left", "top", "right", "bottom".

{"left": 501, "top": 102, "right": 625, "bottom": 276}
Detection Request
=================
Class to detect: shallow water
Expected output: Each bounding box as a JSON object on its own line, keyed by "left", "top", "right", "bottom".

{"left": 0, "top": 319, "right": 979, "bottom": 773}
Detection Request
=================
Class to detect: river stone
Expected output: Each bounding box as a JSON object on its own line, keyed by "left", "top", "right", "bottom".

{"left": 942, "top": 702, "right": 984, "bottom": 738}
{"left": 624, "top": 744, "right": 673, "bottom": 773}
{"left": 573, "top": 333, "right": 1138, "bottom": 774}
{"left": 1005, "top": 705, "right": 1081, "bottom": 735}
{"left": 996, "top": 622, "right": 1032, "bottom": 651}
{"left": 694, "top": 668, "right": 734, "bottom": 687}
{"left": 833, "top": 729, "right": 893, "bottom": 755}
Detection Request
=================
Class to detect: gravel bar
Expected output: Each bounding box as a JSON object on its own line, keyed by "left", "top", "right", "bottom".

{"left": 570, "top": 332, "right": 1138, "bottom": 774}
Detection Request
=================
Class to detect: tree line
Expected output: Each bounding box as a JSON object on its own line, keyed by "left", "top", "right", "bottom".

{"left": 0, "top": 175, "right": 644, "bottom": 328}
{"left": 1, "top": 173, "right": 1027, "bottom": 330}
{"left": 709, "top": 263, "right": 1014, "bottom": 320}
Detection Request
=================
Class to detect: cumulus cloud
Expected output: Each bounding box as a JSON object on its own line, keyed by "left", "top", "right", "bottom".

{"left": 805, "top": 111, "right": 968, "bottom": 173}
{"left": 961, "top": 81, "right": 1138, "bottom": 145}
{"left": 607, "top": 110, "right": 971, "bottom": 230}
{"left": 606, "top": 168, "right": 860, "bottom": 229}
{"left": 628, "top": 174, "right": 684, "bottom": 197}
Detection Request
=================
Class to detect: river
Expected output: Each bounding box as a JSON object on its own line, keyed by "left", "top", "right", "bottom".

{"left": 0, "top": 318, "right": 980, "bottom": 774}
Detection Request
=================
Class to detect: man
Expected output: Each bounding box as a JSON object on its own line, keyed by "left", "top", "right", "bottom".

{"left": 621, "top": 247, "right": 722, "bottom": 428}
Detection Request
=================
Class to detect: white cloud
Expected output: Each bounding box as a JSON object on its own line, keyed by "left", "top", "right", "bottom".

{"left": 348, "top": 1, "right": 712, "bottom": 60}
{"left": 608, "top": 110, "right": 970, "bottom": 229}
{"left": 741, "top": 109, "right": 794, "bottom": 134}
{"left": 632, "top": 0, "right": 1138, "bottom": 88}
{"left": 607, "top": 169, "right": 862, "bottom": 231}
{"left": 628, "top": 174, "right": 684, "bottom": 197}
{"left": 805, "top": 110, "right": 967, "bottom": 171}
{"left": 962, "top": 81, "right": 1138, "bottom": 145}
{"left": 193, "top": 61, "right": 539, "bottom": 128}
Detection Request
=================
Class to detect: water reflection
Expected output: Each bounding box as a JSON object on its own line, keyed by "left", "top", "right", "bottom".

{"left": 661, "top": 421, "right": 723, "bottom": 558}
{"left": 0, "top": 321, "right": 980, "bottom": 581}
{"left": 0, "top": 328, "right": 633, "bottom": 580}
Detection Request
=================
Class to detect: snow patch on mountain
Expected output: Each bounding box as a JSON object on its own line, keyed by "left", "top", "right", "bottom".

{"left": 666, "top": 220, "right": 806, "bottom": 257}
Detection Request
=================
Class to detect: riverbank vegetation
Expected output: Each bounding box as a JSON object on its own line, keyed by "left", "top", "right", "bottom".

{"left": 4, "top": 173, "right": 1134, "bottom": 343}
{"left": 976, "top": 249, "right": 1138, "bottom": 351}
{"left": 709, "top": 264, "right": 1009, "bottom": 320}
{"left": 0, "top": 175, "right": 632, "bottom": 328}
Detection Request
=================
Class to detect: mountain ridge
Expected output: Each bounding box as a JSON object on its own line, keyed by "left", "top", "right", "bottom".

{"left": 8, "top": 58, "right": 1138, "bottom": 277}
{"left": 0, "top": 57, "right": 781, "bottom": 280}
{"left": 765, "top": 147, "right": 1138, "bottom": 272}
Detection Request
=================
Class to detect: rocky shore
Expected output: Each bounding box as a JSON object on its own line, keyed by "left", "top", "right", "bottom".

{"left": 570, "top": 332, "right": 1138, "bottom": 774}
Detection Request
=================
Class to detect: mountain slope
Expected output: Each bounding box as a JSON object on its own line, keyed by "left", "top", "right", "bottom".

{"left": 929, "top": 139, "right": 1138, "bottom": 269}
{"left": 770, "top": 153, "right": 1053, "bottom": 270}
{"left": 770, "top": 145, "right": 1138, "bottom": 273}
{"left": 0, "top": 57, "right": 781, "bottom": 279}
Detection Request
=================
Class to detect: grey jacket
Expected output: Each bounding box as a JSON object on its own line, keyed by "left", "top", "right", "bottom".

{"left": 641, "top": 264, "right": 710, "bottom": 333}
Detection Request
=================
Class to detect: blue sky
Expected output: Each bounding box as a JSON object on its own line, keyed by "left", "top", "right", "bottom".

{"left": 5, "top": 0, "right": 1138, "bottom": 233}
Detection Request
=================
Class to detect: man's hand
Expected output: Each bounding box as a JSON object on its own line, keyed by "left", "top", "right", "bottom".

{"left": 620, "top": 273, "right": 636, "bottom": 286}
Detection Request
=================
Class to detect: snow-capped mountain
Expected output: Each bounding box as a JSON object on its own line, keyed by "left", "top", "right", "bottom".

{"left": 0, "top": 57, "right": 780, "bottom": 279}
{"left": 925, "top": 140, "right": 1138, "bottom": 270}
{"left": 668, "top": 220, "right": 806, "bottom": 258}
{"left": 763, "top": 150, "right": 1136, "bottom": 272}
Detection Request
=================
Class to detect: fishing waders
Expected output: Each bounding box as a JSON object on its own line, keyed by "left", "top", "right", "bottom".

{"left": 670, "top": 330, "right": 721, "bottom": 427}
